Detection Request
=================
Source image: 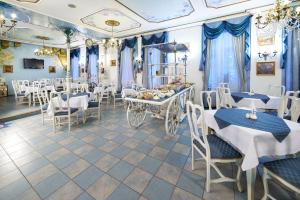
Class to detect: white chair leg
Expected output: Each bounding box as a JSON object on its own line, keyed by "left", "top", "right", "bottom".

{"left": 261, "top": 169, "right": 269, "bottom": 200}
{"left": 42, "top": 112, "right": 44, "bottom": 125}
{"left": 206, "top": 162, "right": 211, "bottom": 192}
{"left": 191, "top": 145, "right": 195, "bottom": 170}
{"left": 236, "top": 162, "right": 243, "bottom": 192}
{"left": 53, "top": 117, "right": 56, "bottom": 133}
{"left": 68, "top": 116, "right": 71, "bottom": 133}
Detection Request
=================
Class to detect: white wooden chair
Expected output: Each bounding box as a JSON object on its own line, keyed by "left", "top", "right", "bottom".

{"left": 186, "top": 101, "right": 242, "bottom": 193}
{"left": 200, "top": 90, "right": 220, "bottom": 110}
{"left": 217, "top": 87, "right": 232, "bottom": 108}
{"left": 262, "top": 158, "right": 300, "bottom": 200}
{"left": 37, "top": 88, "right": 50, "bottom": 125}
{"left": 268, "top": 85, "right": 286, "bottom": 97}
{"left": 85, "top": 87, "right": 103, "bottom": 121}
{"left": 277, "top": 91, "right": 296, "bottom": 119}
{"left": 50, "top": 91, "right": 79, "bottom": 132}
{"left": 12, "top": 80, "right": 30, "bottom": 106}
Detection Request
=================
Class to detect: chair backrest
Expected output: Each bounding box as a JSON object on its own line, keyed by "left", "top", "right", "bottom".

{"left": 186, "top": 101, "right": 210, "bottom": 157}
{"left": 121, "top": 88, "right": 137, "bottom": 98}
{"left": 200, "top": 90, "right": 219, "bottom": 110}
{"left": 79, "top": 83, "right": 89, "bottom": 93}
{"left": 219, "top": 83, "right": 229, "bottom": 88}
{"left": 12, "top": 80, "right": 20, "bottom": 96}
{"left": 217, "top": 87, "right": 232, "bottom": 108}
{"left": 49, "top": 91, "right": 71, "bottom": 115}
{"left": 290, "top": 97, "right": 300, "bottom": 122}
{"left": 94, "top": 86, "right": 104, "bottom": 103}
{"left": 37, "top": 88, "right": 49, "bottom": 108}
{"left": 277, "top": 91, "right": 295, "bottom": 118}
{"left": 268, "top": 85, "right": 285, "bottom": 97}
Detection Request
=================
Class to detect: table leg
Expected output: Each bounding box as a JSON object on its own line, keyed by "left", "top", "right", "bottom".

{"left": 246, "top": 167, "right": 257, "bottom": 200}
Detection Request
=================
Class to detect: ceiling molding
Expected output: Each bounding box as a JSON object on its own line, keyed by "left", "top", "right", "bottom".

{"left": 115, "top": 0, "right": 195, "bottom": 23}
{"left": 203, "top": 0, "right": 250, "bottom": 9}
{"left": 80, "top": 8, "right": 141, "bottom": 33}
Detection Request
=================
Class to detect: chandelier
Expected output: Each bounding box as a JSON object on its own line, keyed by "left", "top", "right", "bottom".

{"left": 0, "top": 12, "right": 17, "bottom": 36}
{"left": 34, "top": 36, "right": 56, "bottom": 56}
{"left": 104, "top": 19, "right": 120, "bottom": 48}
{"left": 255, "top": 0, "right": 300, "bottom": 32}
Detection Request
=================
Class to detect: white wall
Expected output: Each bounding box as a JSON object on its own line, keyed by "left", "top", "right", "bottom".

{"left": 250, "top": 21, "right": 283, "bottom": 94}
{"left": 168, "top": 26, "right": 203, "bottom": 103}
{"left": 0, "top": 43, "right": 65, "bottom": 95}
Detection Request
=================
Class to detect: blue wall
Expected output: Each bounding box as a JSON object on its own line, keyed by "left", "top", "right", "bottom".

{"left": 0, "top": 43, "right": 66, "bottom": 95}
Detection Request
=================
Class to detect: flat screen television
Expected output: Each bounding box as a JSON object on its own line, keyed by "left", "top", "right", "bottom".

{"left": 23, "top": 58, "right": 44, "bottom": 69}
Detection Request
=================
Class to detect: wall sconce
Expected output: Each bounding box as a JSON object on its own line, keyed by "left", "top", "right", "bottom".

{"left": 258, "top": 50, "right": 277, "bottom": 61}
{"left": 135, "top": 57, "right": 142, "bottom": 68}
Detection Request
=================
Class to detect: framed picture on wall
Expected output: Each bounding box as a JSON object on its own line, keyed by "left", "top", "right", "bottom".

{"left": 111, "top": 60, "right": 116, "bottom": 66}
{"left": 256, "top": 61, "right": 275, "bottom": 76}
{"left": 257, "top": 36, "right": 274, "bottom": 46}
{"left": 3, "top": 65, "right": 13, "bottom": 73}
{"left": 48, "top": 66, "right": 56, "bottom": 73}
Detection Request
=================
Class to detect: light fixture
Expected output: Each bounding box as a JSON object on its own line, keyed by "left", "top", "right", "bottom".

{"left": 255, "top": 0, "right": 300, "bottom": 33}
{"left": 0, "top": 11, "right": 17, "bottom": 36}
{"left": 104, "top": 19, "right": 120, "bottom": 48}
{"left": 34, "top": 36, "right": 57, "bottom": 56}
{"left": 258, "top": 51, "right": 277, "bottom": 60}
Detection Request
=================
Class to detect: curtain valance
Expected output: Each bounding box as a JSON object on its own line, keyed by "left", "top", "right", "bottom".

{"left": 70, "top": 48, "right": 80, "bottom": 58}
{"left": 86, "top": 45, "right": 99, "bottom": 55}
{"left": 120, "top": 37, "right": 137, "bottom": 52}
{"left": 142, "top": 31, "right": 168, "bottom": 46}
{"left": 200, "top": 16, "right": 251, "bottom": 71}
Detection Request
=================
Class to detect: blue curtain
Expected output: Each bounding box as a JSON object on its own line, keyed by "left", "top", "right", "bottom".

{"left": 200, "top": 16, "right": 251, "bottom": 91}
{"left": 281, "top": 28, "right": 300, "bottom": 91}
{"left": 86, "top": 45, "right": 99, "bottom": 84}
{"left": 70, "top": 48, "right": 80, "bottom": 80}
{"left": 118, "top": 37, "right": 137, "bottom": 90}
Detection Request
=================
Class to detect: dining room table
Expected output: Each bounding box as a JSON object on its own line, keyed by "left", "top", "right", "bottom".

{"left": 47, "top": 92, "right": 90, "bottom": 117}
{"left": 203, "top": 108, "right": 300, "bottom": 200}
{"left": 228, "top": 92, "right": 281, "bottom": 110}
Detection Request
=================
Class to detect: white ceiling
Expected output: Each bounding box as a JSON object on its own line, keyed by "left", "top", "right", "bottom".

{"left": 2, "top": 0, "right": 274, "bottom": 46}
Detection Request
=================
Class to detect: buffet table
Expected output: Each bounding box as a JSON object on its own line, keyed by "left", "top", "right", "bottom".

{"left": 124, "top": 85, "right": 194, "bottom": 135}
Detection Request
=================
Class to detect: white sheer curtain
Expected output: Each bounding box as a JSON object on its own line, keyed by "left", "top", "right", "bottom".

{"left": 88, "top": 54, "right": 98, "bottom": 84}
{"left": 121, "top": 47, "right": 134, "bottom": 87}
{"left": 208, "top": 32, "right": 242, "bottom": 92}
{"left": 71, "top": 56, "right": 79, "bottom": 80}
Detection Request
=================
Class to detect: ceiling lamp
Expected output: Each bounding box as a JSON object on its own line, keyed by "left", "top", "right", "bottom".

{"left": 105, "top": 19, "right": 120, "bottom": 48}
{"left": 34, "top": 36, "right": 56, "bottom": 56}
{"left": 0, "top": 12, "right": 17, "bottom": 36}
{"left": 255, "top": 0, "right": 300, "bottom": 33}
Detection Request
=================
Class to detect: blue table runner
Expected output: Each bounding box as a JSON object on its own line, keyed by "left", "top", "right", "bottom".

{"left": 62, "top": 92, "right": 90, "bottom": 101}
{"left": 214, "top": 108, "right": 291, "bottom": 142}
{"left": 231, "top": 92, "right": 270, "bottom": 104}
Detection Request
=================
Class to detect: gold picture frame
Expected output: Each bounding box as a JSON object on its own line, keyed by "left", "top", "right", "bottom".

{"left": 111, "top": 60, "right": 116, "bottom": 66}
{"left": 3, "top": 65, "right": 13, "bottom": 73}
{"left": 48, "top": 66, "right": 56, "bottom": 73}
{"left": 256, "top": 61, "right": 275, "bottom": 76}
{"left": 257, "top": 36, "right": 274, "bottom": 46}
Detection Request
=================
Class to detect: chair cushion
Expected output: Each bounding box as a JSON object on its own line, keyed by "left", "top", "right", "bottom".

{"left": 54, "top": 108, "right": 78, "bottom": 116}
{"left": 17, "top": 93, "right": 26, "bottom": 96}
{"left": 88, "top": 101, "right": 99, "bottom": 108}
{"left": 42, "top": 103, "right": 48, "bottom": 111}
{"left": 193, "top": 134, "right": 242, "bottom": 159}
{"left": 264, "top": 158, "right": 300, "bottom": 189}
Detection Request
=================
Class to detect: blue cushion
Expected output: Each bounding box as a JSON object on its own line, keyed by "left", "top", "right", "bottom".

{"left": 193, "top": 134, "right": 242, "bottom": 159}
{"left": 264, "top": 111, "right": 278, "bottom": 116}
{"left": 42, "top": 103, "right": 48, "bottom": 111}
{"left": 264, "top": 158, "right": 300, "bottom": 189}
{"left": 54, "top": 108, "right": 78, "bottom": 116}
{"left": 88, "top": 101, "right": 99, "bottom": 108}
{"left": 17, "top": 93, "right": 25, "bottom": 96}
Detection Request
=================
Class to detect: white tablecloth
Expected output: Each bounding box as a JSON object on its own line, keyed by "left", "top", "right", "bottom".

{"left": 21, "top": 85, "right": 55, "bottom": 95}
{"left": 227, "top": 93, "right": 281, "bottom": 110}
{"left": 204, "top": 109, "right": 300, "bottom": 171}
{"left": 47, "top": 95, "right": 89, "bottom": 116}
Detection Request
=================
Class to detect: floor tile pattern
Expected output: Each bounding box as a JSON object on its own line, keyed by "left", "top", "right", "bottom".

{"left": 0, "top": 105, "right": 297, "bottom": 200}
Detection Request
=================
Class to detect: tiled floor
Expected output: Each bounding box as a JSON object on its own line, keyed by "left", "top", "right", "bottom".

{"left": 0, "top": 105, "right": 297, "bottom": 200}
{"left": 0, "top": 96, "right": 39, "bottom": 122}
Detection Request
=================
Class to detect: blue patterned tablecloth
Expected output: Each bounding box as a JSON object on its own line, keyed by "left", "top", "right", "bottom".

{"left": 231, "top": 92, "right": 270, "bottom": 104}
{"left": 214, "top": 108, "right": 291, "bottom": 142}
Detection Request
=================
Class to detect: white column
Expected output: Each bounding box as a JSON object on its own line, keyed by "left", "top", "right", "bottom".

{"left": 66, "top": 41, "right": 71, "bottom": 92}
